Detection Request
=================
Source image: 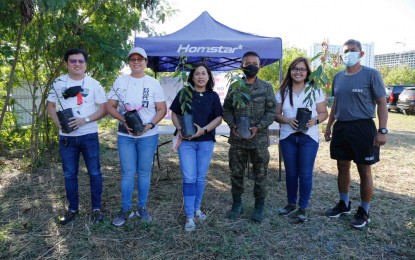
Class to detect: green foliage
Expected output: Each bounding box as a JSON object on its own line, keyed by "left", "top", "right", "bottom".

{"left": 304, "top": 41, "right": 342, "bottom": 107}
{"left": 171, "top": 55, "right": 194, "bottom": 114}
{"left": 225, "top": 71, "right": 250, "bottom": 109}
{"left": 258, "top": 46, "right": 307, "bottom": 90}
{"left": 381, "top": 65, "right": 415, "bottom": 86}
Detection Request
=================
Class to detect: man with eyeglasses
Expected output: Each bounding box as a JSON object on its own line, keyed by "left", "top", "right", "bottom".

{"left": 223, "top": 51, "right": 277, "bottom": 223}
{"left": 47, "top": 48, "right": 108, "bottom": 225}
{"left": 324, "top": 39, "right": 388, "bottom": 229}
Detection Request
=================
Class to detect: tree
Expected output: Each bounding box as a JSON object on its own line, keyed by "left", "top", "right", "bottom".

{"left": 381, "top": 65, "right": 415, "bottom": 86}
{"left": 258, "top": 45, "right": 307, "bottom": 90}
{"left": 0, "top": 0, "right": 174, "bottom": 166}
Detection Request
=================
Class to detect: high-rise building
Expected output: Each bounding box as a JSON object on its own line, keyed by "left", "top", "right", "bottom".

{"left": 374, "top": 51, "right": 415, "bottom": 69}
{"left": 310, "top": 42, "right": 375, "bottom": 68}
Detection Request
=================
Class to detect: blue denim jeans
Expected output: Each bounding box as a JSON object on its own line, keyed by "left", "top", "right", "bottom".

{"left": 59, "top": 133, "right": 102, "bottom": 211}
{"left": 117, "top": 134, "right": 158, "bottom": 210}
{"left": 280, "top": 133, "right": 319, "bottom": 209}
{"left": 178, "top": 140, "right": 214, "bottom": 218}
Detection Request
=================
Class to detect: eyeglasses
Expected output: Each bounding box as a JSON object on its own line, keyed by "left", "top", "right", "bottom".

{"left": 129, "top": 58, "right": 146, "bottom": 63}
{"left": 291, "top": 67, "right": 307, "bottom": 73}
{"left": 68, "top": 59, "right": 86, "bottom": 64}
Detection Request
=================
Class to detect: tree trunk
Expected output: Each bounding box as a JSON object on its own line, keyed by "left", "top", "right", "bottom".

{"left": 0, "top": 19, "right": 25, "bottom": 130}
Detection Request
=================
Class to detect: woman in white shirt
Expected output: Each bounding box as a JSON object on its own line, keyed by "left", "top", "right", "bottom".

{"left": 275, "top": 57, "right": 328, "bottom": 222}
{"left": 107, "top": 47, "right": 167, "bottom": 226}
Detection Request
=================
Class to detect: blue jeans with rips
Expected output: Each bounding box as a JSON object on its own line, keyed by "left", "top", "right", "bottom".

{"left": 59, "top": 133, "right": 102, "bottom": 211}
{"left": 117, "top": 134, "right": 158, "bottom": 211}
{"left": 178, "top": 140, "right": 215, "bottom": 218}
{"left": 280, "top": 133, "right": 319, "bottom": 209}
{"left": 178, "top": 140, "right": 214, "bottom": 218}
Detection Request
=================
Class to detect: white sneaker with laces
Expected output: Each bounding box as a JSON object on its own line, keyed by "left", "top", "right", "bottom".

{"left": 195, "top": 209, "right": 207, "bottom": 221}
{"left": 184, "top": 218, "right": 196, "bottom": 232}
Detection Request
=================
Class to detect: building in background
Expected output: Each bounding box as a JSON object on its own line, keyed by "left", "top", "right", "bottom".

{"left": 374, "top": 50, "right": 415, "bottom": 69}
{"left": 310, "top": 42, "right": 375, "bottom": 68}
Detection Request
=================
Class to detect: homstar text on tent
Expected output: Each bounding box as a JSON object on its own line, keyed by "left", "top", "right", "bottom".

{"left": 177, "top": 44, "right": 242, "bottom": 54}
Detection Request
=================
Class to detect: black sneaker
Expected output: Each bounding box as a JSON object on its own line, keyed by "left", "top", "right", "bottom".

{"left": 350, "top": 206, "right": 370, "bottom": 229}
{"left": 278, "top": 204, "right": 297, "bottom": 216}
{"left": 326, "top": 200, "right": 351, "bottom": 218}
{"left": 58, "top": 210, "right": 78, "bottom": 225}
{"left": 92, "top": 209, "right": 104, "bottom": 223}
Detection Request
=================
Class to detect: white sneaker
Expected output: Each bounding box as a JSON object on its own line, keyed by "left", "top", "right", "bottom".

{"left": 184, "top": 218, "right": 196, "bottom": 232}
{"left": 195, "top": 210, "right": 207, "bottom": 221}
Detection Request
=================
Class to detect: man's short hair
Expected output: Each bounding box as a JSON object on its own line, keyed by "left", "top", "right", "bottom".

{"left": 343, "top": 39, "right": 362, "bottom": 51}
{"left": 64, "top": 48, "right": 88, "bottom": 63}
{"left": 242, "top": 51, "right": 260, "bottom": 64}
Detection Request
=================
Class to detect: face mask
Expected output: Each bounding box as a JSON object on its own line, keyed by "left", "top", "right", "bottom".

{"left": 342, "top": 51, "right": 360, "bottom": 67}
{"left": 242, "top": 65, "right": 259, "bottom": 77}
{"left": 63, "top": 85, "right": 82, "bottom": 99}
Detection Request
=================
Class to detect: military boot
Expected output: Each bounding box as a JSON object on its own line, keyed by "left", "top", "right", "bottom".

{"left": 226, "top": 193, "right": 243, "bottom": 219}
{"left": 251, "top": 198, "right": 265, "bottom": 223}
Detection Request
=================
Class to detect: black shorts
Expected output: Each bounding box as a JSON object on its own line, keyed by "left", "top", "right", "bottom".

{"left": 330, "top": 119, "right": 380, "bottom": 165}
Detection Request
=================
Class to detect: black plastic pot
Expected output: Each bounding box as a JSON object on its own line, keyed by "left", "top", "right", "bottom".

{"left": 236, "top": 116, "right": 252, "bottom": 139}
{"left": 179, "top": 114, "right": 196, "bottom": 138}
{"left": 57, "top": 108, "right": 75, "bottom": 134}
{"left": 124, "top": 110, "right": 145, "bottom": 135}
{"left": 296, "top": 108, "right": 312, "bottom": 133}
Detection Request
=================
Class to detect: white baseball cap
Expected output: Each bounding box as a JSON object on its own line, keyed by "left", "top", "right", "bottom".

{"left": 128, "top": 47, "right": 147, "bottom": 59}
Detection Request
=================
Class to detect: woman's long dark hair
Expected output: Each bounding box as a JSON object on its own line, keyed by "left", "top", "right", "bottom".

{"left": 187, "top": 62, "right": 215, "bottom": 92}
{"left": 279, "top": 57, "right": 313, "bottom": 107}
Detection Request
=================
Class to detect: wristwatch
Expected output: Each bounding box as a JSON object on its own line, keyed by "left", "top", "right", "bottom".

{"left": 378, "top": 128, "right": 388, "bottom": 134}
{"left": 149, "top": 122, "right": 155, "bottom": 129}
{"left": 204, "top": 127, "right": 208, "bottom": 135}
{"left": 85, "top": 117, "right": 90, "bottom": 123}
{"left": 315, "top": 118, "right": 319, "bottom": 125}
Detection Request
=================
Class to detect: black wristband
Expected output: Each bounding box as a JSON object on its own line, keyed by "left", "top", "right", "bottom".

{"left": 149, "top": 122, "right": 155, "bottom": 129}
{"left": 316, "top": 118, "right": 319, "bottom": 125}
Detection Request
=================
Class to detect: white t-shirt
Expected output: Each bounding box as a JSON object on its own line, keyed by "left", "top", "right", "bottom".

{"left": 47, "top": 74, "right": 107, "bottom": 136}
{"left": 276, "top": 84, "right": 325, "bottom": 143}
{"left": 107, "top": 75, "right": 166, "bottom": 138}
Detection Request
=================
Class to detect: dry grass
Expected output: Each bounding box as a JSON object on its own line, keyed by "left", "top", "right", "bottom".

{"left": 0, "top": 112, "right": 414, "bottom": 259}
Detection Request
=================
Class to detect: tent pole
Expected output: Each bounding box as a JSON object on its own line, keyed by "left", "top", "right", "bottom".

{"left": 278, "top": 59, "right": 283, "bottom": 182}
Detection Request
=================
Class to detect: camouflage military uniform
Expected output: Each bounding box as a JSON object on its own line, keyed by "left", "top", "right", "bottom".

{"left": 223, "top": 77, "right": 277, "bottom": 199}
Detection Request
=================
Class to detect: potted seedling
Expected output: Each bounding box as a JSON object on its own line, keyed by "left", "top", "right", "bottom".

{"left": 296, "top": 40, "right": 341, "bottom": 133}
{"left": 51, "top": 83, "right": 75, "bottom": 133}
{"left": 226, "top": 72, "right": 251, "bottom": 139}
{"left": 172, "top": 55, "right": 196, "bottom": 138}
{"left": 109, "top": 87, "right": 145, "bottom": 135}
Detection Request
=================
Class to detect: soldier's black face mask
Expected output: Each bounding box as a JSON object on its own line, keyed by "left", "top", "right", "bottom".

{"left": 63, "top": 86, "right": 82, "bottom": 99}
{"left": 242, "top": 65, "right": 259, "bottom": 78}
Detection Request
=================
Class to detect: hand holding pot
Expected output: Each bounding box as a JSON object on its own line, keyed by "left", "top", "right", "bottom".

{"left": 306, "top": 118, "right": 318, "bottom": 128}
{"left": 231, "top": 126, "right": 241, "bottom": 139}
{"left": 248, "top": 126, "right": 258, "bottom": 139}
{"left": 289, "top": 118, "right": 299, "bottom": 130}
{"left": 68, "top": 117, "right": 87, "bottom": 130}
{"left": 185, "top": 123, "right": 203, "bottom": 140}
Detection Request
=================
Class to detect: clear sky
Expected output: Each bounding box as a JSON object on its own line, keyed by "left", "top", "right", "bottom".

{"left": 154, "top": 0, "right": 415, "bottom": 54}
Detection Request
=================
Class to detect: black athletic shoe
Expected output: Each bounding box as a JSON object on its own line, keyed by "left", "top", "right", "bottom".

{"left": 58, "top": 210, "right": 78, "bottom": 225}
{"left": 350, "top": 206, "right": 370, "bottom": 229}
{"left": 326, "top": 200, "right": 351, "bottom": 218}
{"left": 92, "top": 209, "right": 104, "bottom": 223}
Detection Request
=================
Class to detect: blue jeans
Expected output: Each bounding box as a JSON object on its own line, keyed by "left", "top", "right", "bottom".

{"left": 117, "top": 134, "right": 158, "bottom": 210}
{"left": 280, "top": 133, "right": 319, "bottom": 209}
{"left": 59, "top": 133, "right": 102, "bottom": 211}
{"left": 178, "top": 140, "right": 214, "bottom": 218}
